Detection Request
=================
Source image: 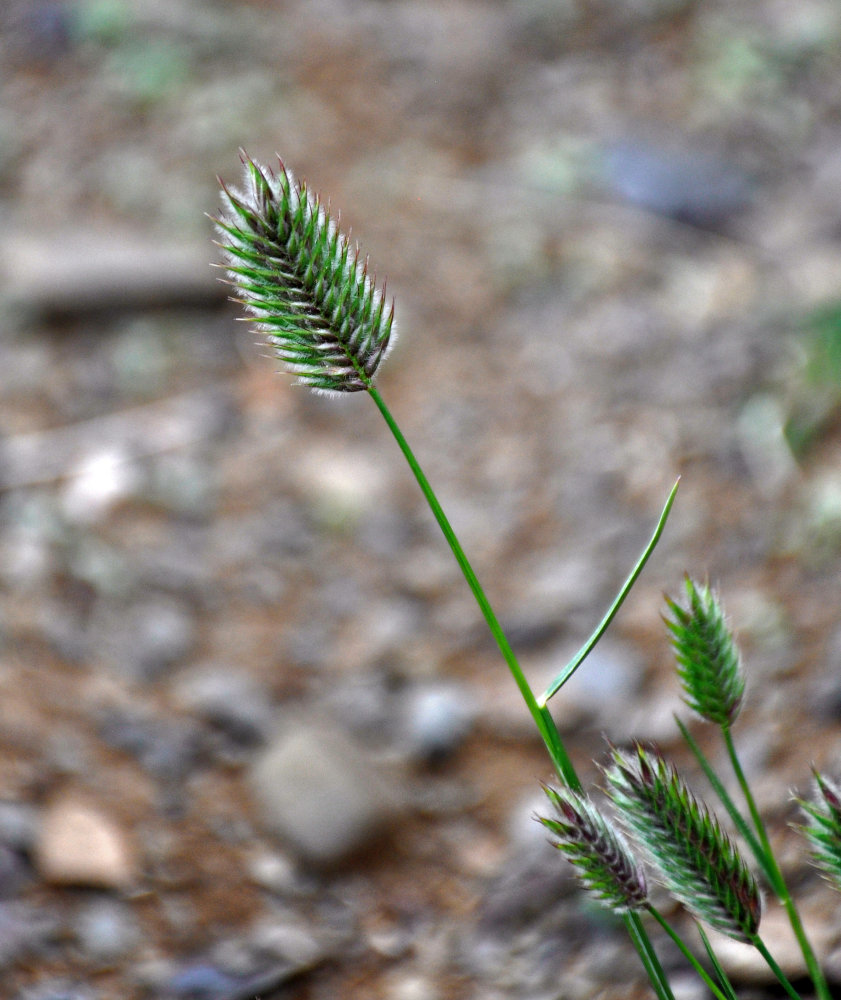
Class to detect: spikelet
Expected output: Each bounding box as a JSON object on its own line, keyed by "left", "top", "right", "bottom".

{"left": 800, "top": 769, "right": 841, "bottom": 893}
{"left": 664, "top": 577, "right": 744, "bottom": 727}
{"left": 539, "top": 784, "right": 648, "bottom": 913}
{"left": 606, "top": 743, "right": 761, "bottom": 942}
{"left": 214, "top": 153, "right": 395, "bottom": 394}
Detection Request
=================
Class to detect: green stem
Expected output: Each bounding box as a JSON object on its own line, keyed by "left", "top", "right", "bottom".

{"left": 646, "top": 908, "right": 730, "bottom": 1000}
{"left": 697, "top": 924, "right": 739, "bottom": 1000}
{"left": 369, "top": 385, "right": 677, "bottom": 1000}
{"left": 723, "top": 726, "right": 829, "bottom": 1000}
{"left": 625, "top": 911, "right": 676, "bottom": 1000}
{"left": 367, "top": 385, "right": 580, "bottom": 789}
{"left": 750, "top": 934, "right": 804, "bottom": 1000}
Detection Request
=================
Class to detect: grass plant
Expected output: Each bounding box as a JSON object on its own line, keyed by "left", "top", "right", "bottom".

{"left": 214, "top": 153, "right": 840, "bottom": 1000}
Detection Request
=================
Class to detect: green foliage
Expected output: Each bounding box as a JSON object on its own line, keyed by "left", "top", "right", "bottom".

{"left": 215, "top": 154, "right": 395, "bottom": 395}
{"left": 540, "top": 785, "right": 648, "bottom": 913}
{"left": 664, "top": 577, "right": 744, "bottom": 726}
{"left": 606, "top": 744, "right": 761, "bottom": 943}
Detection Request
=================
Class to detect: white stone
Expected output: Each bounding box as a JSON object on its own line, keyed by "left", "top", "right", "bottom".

{"left": 35, "top": 793, "right": 135, "bottom": 889}
{"left": 249, "top": 717, "right": 401, "bottom": 867}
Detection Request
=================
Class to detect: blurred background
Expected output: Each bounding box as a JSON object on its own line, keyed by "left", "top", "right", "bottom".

{"left": 3, "top": 0, "right": 841, "bottom": 997}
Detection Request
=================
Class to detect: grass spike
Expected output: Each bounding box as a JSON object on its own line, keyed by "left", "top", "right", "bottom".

{"left": 214, "top": 153, "right": 395, "bottom": 394}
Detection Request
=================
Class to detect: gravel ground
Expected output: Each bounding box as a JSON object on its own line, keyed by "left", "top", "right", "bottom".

{"left": 4, "top": 1, "right": 841, "bottom": 998}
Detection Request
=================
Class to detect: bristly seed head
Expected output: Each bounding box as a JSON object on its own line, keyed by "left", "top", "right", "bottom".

{"left": 539, "top": 784, "right": 648, "bottom": 913}
{"left": 664, "top": 576, "right": 744, "bottom": 727}
{"left": 605, "top": 742, "right": 762, "bottom": 942}
{"left": 800, "top": 769, "right": 841, "bottom": 894}
{"left": 213, "top": 152, "right": 396, "bottom": 395}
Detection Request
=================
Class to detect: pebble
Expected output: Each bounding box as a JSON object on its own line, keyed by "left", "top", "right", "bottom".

{"left": 74, "top": 897, "right": 140, "bottom": 964}
{"left": 245, "top": 850, "right": 300, "bottom": 895}
{"left": 385, "top": 973, "right": 442, "bottom": 1000}
{"left": 146, "top": 452, "right": 218, "bottom": 518}
{"left": 600, "top": 140, "right": 755, "bottom": 228}
{"left": 401, "top": 681, "right": 477, "bottom": 762}
{"left": 95, "top": 596, "right": 198, "bottom": 682}
{"left": 98, "top": 706, "right": 203, "bottom": 786}
{"left": 0, "top": 801, "right": 39, "bottom": 852}
{"left": 249, "top": 716, "right": 402, "bottom": 866}
{"left": 0, "top": 843, "right": 31, "bottom": 899}
{"left": 247, "top": 916, "right": 324, "bottom": 966}
{"left": 164, "top": 962, "right": 242, "bottom": 999}
{"left": 163, "top": 954, "right": 316, "bottom": 1000}
{"left": 35, "top": 793, "right": 135, "bottom": 889}
{"left": 60, "top": 445, "right": 142, "bottom": 524}
{"left": 292, "top": 445, "right": 391, "bottom": 531}
{"left": 169, "top": 662, "right": 275, "bottom": 749}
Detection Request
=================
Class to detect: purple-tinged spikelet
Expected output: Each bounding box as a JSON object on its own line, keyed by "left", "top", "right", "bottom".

{"left": 214, "top": 153, "right": 395, "bottom": 395}
{"left": 606, "top": 743, "right": 761, "bottom": 942}
{"left": 540, "top": 784, "right": 648, "bottom": 913}
{"left": 800, "top": 769, "right": 841, "bottom": 893}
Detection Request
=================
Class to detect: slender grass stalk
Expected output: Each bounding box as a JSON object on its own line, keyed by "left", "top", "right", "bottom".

{"left": 213, "top": 154, "right": 708, "bottom": 1000}
{"left": 723, "top": 726, "right": 829, "bottom": 1000}
{"left": 368, "top": 385, "right": 580, "bottom": 788}
{"left": 750, "top": 934, "right": 803, "bottom": 1000}
{"left": 625, "top": 910, "right": 677, "bottom": 1000}
{"left": 697, "top": 924, "right": 739, "bottom": 1000}
{"left": 647, "top": 907, "right": 732, "bottom": 1000}
{"left": 686, "top": 729, "right": 827, "bottom": 1000}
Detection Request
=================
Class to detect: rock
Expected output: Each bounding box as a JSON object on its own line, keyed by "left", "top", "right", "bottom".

{"left": 401, "top": 682, "right": 477, "bottom": 762}
{"left": 97, "top": 706, "right": 203, "bottom": 786}
{"left": 0, "top": 228, "right": 224, "bottom": 321}
{"left": 0, "top": 801, "right": 39, "bottom": 852}
{"left": 0, "top": 388, "right": 235, "bottom": 491}
{"left": 163, "top": 963, "right": 242, "bottom": 999}
{"left": 385, "top": 973, "right": 442, "bottom": 1000}
{"left": 91, "top": 597, "right": 198, "bottom": 682}
{"left": 164, "top": 965, "right": 294, "bottom": 1000}
{"left": 0, "top": 844, "right": 30, "bottom": 899}
{"left": 74, "top": 897, "right": 140, "bottom": 964}
{"left": 245, "top": 851, "right": 299, "bottom": 895}
{"left": 169, "top": 662, "right": 275, "bottom": 750}
{"left": 35, "top": 793, "right": 135, "bottom": 889}
{"left": 60, "top": 445, "right": 142, "bottom": 524}
{"left": 247, "top": 916, "right": 324, "bottom": 967}
{"left": 249, "top": 717, "right": 402, "bottom": 867}
{"left": 128, "top": 598, "right": 198, "bottom": 680}
{"left": 600, "top": 140, "right": 755, "bottom": 228}
{"left": 537, "top": 639, "right": 645, "bottom": 732}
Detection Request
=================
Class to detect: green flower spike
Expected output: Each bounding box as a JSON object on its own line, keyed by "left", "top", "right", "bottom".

{"left": 214, "top": 152, "right": 396, "bottom": 394}
{"left": 540, "top": 784, "right": 648, "bottom": 913}
{"left": 664, "top": 577, "right": 744, "bottom": 727}
{"left": 800, "top": 769, "right": 841, "bottom": 892}
{"left": 606, "top": 743, "right": 762, "bottom": 943}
